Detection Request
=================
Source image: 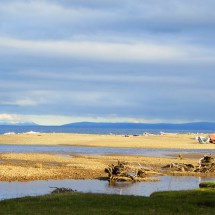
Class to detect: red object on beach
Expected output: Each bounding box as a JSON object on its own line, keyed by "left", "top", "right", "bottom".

{"left": 209, "top": 134, "right": 215, "bottom": 144}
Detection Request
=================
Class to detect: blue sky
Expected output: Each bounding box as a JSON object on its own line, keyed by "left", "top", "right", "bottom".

{"left": 0, "top": 0, "right": 215, "bottom": 125}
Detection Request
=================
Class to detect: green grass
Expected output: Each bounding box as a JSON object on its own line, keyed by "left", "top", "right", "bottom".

{"left": 199, "top": 181, "right": 215, "bottom": 188}
{"left": 0, "top": 189, "right": 215, "bottom": 215}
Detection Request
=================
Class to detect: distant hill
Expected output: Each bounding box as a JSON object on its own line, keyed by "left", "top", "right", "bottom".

{"left": 61, "top": 122, "right": 215, "bottom": 130}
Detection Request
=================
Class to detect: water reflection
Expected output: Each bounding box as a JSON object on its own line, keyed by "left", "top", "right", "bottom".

{"left": 107, "top": 176, "right": 214, "bottom": 196}
{"left": 0, "top": 176, "right": 214, "bottom": 201}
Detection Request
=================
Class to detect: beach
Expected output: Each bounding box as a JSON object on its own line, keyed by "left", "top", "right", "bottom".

{"left": 0, "top": 133, "right": 214, "bottom": 181}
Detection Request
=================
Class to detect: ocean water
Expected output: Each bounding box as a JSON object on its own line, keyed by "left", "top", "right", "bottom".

{"left": 0, "top": 125, "right": 213, "bottom": 135}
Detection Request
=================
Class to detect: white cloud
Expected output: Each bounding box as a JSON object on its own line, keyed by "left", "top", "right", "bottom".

{"left": 0, "top": 37, "right": 205, "bottom": 62}
{"left": 0, "top": 114, "right": 17, "bottom": 121}
{"left": 0, "top": 113, "right": 24, "bottom": 124}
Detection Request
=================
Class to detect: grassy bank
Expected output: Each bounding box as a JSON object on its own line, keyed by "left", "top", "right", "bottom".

{"left": 0, "top": 189, "right": 215, "bottom": 215}
{"left": 199, "top": 181, "right": 215, "bottom": 188}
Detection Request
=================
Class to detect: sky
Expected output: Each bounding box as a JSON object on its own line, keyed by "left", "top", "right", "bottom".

{"left": 0, "top": 0, "right": 215, "bottom": 125}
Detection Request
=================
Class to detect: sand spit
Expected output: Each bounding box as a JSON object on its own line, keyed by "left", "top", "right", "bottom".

{"left": 0, "top": 133, "right": 215, "bottom": 149}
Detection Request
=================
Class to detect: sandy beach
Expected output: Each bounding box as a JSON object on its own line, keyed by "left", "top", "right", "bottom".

{"left": 0, "top": 133, "right": 214, "bottom": 181}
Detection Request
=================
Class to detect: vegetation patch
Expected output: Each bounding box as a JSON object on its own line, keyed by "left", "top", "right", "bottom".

{"left": 199, "top": 181, "right": 215, "bottom": 188}
{"left": 0, "top": 189, "right": 215, "bottom": 215}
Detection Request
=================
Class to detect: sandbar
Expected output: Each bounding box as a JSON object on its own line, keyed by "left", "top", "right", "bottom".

{"left": 0, "top": 133, "right": 215, "bottom": 149}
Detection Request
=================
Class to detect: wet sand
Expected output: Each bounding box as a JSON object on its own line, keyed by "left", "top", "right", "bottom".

{"left": 0, "top": 133, "right": 214, "bottom": 181}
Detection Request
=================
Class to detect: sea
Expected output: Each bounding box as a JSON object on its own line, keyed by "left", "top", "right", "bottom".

{"left": 0, "top": 125, "right": 214, "bottom": 135}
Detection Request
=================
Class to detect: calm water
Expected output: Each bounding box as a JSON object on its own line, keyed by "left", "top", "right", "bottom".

{"left": 0, "top": 176, "right": 214, "bottom": 200}
{"left": 0, "top": 144, "right": 215, "bottom": 157}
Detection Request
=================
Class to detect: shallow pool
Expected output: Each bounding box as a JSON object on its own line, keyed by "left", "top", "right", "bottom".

{"left": 0, "top": 176, "right": 214, "bottom": 200}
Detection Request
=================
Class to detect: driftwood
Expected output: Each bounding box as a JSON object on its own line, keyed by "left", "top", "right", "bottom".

{"left": 163, "top": 155, "right": 215, "bottom": 173}
{"left": 50, "top": 187, "right": 77, "bottom": 194}
{"left": 105, "top": 161, "right": 160, "bottom": 184}
{"left": 163, "top": 163, "right": 195, "bottom": 172}
{"left": 196, "top": 155, "right": 215, "bottom": 173}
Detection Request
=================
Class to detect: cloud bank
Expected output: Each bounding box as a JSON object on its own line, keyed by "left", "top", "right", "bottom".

{"left": 0, "top": 0, "right": 215, "bottom": 125}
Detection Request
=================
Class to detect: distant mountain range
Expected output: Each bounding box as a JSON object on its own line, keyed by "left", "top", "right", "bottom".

{"left": 1, "top": 121, "right": 215, "bottom": 130}
{"left": 62, "top": 122, "right": 215, "bottom": 130}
